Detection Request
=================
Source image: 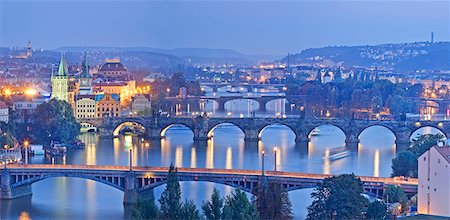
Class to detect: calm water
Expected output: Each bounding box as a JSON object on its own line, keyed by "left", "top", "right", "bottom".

{"left": 1, "top": 119, "right": 443, "bottom": 219}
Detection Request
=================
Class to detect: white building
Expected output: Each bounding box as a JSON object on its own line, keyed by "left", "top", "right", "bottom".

{"left": 131, "top": 94, "right": 151, "bottom": 114}
{"left": 418, "top": 145, "right": 450, "bottom": 216}
{"left": 74, "top": 95, "right": 96, "bottom": 119}
{"left": 0, "top": 101, "right": 9, "bottom": 123}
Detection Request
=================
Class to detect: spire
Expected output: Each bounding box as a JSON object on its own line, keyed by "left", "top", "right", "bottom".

{"left": 80, "top": 52, "right": 92, "bottom": 78}
{"left": 57, "top": 53, "right": 68, "bottom": 76}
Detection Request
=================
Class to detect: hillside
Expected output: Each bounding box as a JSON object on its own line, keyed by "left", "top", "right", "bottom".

{"left": 282, "top": 42, "right": 450, "bottom": 71}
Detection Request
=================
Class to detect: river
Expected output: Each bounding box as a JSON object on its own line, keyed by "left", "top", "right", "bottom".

{"left": 0, "top": 108, "right": 443, "bottom": 219}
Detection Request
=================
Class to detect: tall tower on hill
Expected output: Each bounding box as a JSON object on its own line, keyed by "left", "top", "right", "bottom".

{"left": 51, "top": 53, "right": 69, "bottom": 101}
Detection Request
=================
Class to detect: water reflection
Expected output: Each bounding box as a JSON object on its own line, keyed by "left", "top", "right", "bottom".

{"left": 4, "top": 123, "right": 443, "bottom": 220}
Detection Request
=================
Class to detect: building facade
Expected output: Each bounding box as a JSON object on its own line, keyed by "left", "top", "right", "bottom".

{"left": 95, "top": 94, "right": 121, "bottom": 118}
{"left": 51, "top": 54, "right": 69, "bottom": 101}
{"left": 131, "top": 94, "right": 151, "bottom": 114}
{"left": 0, "top": 101, "right": 9, "bottom": 123}
{"left": 418, "top": 145, "right": 450, "bottom": 216}
{"left": 74, "top": 95, "right": 96, "bottom": 119}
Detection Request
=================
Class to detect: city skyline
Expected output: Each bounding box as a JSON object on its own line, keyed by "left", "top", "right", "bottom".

{"left": 0, "top": 0, "right": 449, "bottom": 55}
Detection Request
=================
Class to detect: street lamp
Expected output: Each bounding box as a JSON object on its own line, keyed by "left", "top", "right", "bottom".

{"left": 261, "top": 150, "right": 265, "bottom": 176}
{"left": 24, "top": 140, "right": 29, "bottom": 164}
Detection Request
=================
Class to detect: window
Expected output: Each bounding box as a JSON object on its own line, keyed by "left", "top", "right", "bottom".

{"left": 424, "top": 157, "right": 426, "bottom": 161}
{"left": 438, "top": 159, "right": 440, "bottom": 163}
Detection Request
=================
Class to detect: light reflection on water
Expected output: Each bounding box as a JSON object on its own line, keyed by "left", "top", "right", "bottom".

{"left": 1, "top": 124, "right": 443, "bottom": 220}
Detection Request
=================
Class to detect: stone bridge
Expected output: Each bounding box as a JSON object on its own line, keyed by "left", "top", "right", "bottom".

{"left": 166, "top": 93, "right": 289, "bottom": 112}
{"left": 79, "top": 116, "right": 450, "bottom": 151}
{"left": 0, "top": 165, "right": 418, "bottom": 203}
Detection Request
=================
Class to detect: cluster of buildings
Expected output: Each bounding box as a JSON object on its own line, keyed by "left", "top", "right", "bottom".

{"left": 50, "top": 54, "right": 149, "bottom": 119}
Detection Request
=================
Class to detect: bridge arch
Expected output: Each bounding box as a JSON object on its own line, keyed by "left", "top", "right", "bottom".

{"left": 307, "top": 123, "right": 347, "bottom": 139}
{"left": 113, "top": 121, "right": 147, "bottom": 136}
{"left": 357, "top": 124, "right": 397, "bottom": 141}
{"left": 11, "top": 173, "right": 125, "bottom": 192}
{"left": 224, "top": 99, "right": 259, "bottom": 113}
{"left": 265, "top": 98, "right": 287, "bottom": 113}
{"left": 258, "top": 123, "right": 296, "bottom": 140}
{"left": 207, "top": 122, "right": 245, "bottom": 138}
{"left": 410, "top": 125, "right": 447, "bottom": 141}
{"left": 160, "top": 124, "right": 194, "bottom": 138}
{"left": 80, "top": 122, "right": 98, "bottom": 133}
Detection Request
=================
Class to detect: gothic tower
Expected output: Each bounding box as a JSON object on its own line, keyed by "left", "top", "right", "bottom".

{"left": 78, "top": 53, "right": 93, "bottom": 95}
{"left": 51, "top": 53, "right": 69, "bottom": 101}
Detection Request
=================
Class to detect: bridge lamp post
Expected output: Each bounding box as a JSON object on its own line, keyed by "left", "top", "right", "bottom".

{"left": 261, "top": 150, "right": 265, "bottom": 176}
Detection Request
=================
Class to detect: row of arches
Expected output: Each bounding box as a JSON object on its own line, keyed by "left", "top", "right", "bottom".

{"left": 201, "top": 98, "right": 287, "bottom": 112}
{"left": 80, "top": 120, "right": 449, "bottom": 147}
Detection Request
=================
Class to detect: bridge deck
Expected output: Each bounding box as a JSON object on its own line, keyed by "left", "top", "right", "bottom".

{"left": 6, "top": 164, "right": 417, "bottom": 186}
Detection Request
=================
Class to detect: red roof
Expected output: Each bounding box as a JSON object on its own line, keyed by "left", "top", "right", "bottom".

{"left": 434, "top": 145, "right": 450, "bottom": 164}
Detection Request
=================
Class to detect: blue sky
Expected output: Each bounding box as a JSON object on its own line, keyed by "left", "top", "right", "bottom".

{"left": 1, "top": 0, "right": 449, "bottom": 54}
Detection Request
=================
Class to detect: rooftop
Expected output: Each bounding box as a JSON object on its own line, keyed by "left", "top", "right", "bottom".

{"left": 433, "top": 145, "right": 450, "bottom": 164}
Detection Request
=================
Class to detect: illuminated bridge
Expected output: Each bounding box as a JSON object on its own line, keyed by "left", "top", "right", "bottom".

{"left": 0, "top": 164, "right": 418, "bottom": 204}
{"left": 80, "top": 116, "right": 450, "bottom": 151}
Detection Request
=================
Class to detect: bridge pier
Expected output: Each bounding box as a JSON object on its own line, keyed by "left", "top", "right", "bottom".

{"left": 98, "top": 128, "right": 114, "bottom": 138}
{"left": 345, "top": 136, "right": 360, "bottom": 152}
{"left": 1, "top": 170, "right": 32, "bottom": 200}
{"left": 148, "top": 128, "right": 162, "bottom": 140}
{"left": 395, "top": 139, "right": 411, "bottom": 152}
{"left": 123, "top": 173, "right": 138, "bottom": 204}
{"left": 244, "top": 129, "right": 260, "bottom": 142}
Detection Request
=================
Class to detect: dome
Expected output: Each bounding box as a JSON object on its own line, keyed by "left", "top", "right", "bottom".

{"left": 98, "top": 61, "right": 127, "bottom": 72}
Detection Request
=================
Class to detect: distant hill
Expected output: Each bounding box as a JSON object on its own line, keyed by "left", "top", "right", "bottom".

{"left": 282, "top": 42, "right": 450, "bottom": 71}
{"left": 56, "top": 46, "right": 281, "bottom": 65}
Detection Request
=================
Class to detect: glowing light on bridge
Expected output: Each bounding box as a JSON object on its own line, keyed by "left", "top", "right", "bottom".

{"left": 225, "top": 147, "right": 232, "bottom": 169}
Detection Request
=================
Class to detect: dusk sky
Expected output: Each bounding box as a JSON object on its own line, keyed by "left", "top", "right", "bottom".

{"left": 0, "top": 0, "right": 449, "bottom": 55}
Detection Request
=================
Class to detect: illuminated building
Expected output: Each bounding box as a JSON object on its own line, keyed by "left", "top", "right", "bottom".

{"left": 51, "top": 54, "right": 69, "bottom": 101}
{"left": 0, "top": 101, "right": 9, "bottom": 123}
{"left": 97, "top": 59, "right": 129, "bottom": 78}
{"left": 418, "top": 145, "right": 450, "bottom": 216}
{"left": 74, "top": 95, "right": 96, "bottom": 119}
{"left": 93, "top": 81, "right": 135, "bottom": 105}
{"left": 131, "top": 94, "right": 151, "bottom": 114}
{"left": 95, "top": 93, "right": 121, "bottom": 117}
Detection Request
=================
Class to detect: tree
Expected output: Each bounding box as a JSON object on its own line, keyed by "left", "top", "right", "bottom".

{"left": 159, "top": 164, "right": 182, "bottom": 219}
{"left": 366, "top": 201, "right": 387, "bottom": 220}
{"left": 391, "top": 134, "right": 445, "bottom": 178}
{"left": 307, "top": 174, "right": 368, "bottom": 220}
{"left": 222, "top": 189, "right": 258, "bottom": 220}
{"left": 202, "top": 188, "right": 224, "bottom": 220}
{"left": 255, "top": 179, "right": 292, "bottom": 219}
{"left": 31, "top": 99, "right": 80, "bottom": 145}
{"left": 0, "top": 122, "right": 15, "bottom": 148}
{"left": 383, "top": 185, "right": 406, "bottom": 204}
{"left": 391, "top": 151, "right": 418, "bottom": 177}
{"left": 132, "top": 196, "right": 159, "bottom": 220}
{"left": 409, "top": 134, "right": 445, "bottom": 157}
{"left": 181, "top": 199, "right": 201, "bottom": 220}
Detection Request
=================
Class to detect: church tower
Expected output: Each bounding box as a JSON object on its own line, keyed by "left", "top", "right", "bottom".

{"left": 51, "top": 53, "right": 69, "bottom": 101}
{"left": 78, "top": 53, "right": 93, "bottom": 95}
